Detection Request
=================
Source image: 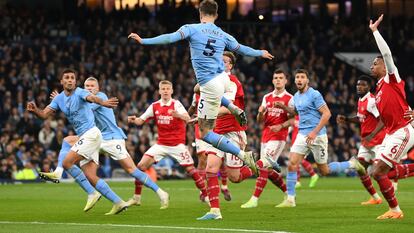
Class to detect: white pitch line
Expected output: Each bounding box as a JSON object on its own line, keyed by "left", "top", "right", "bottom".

{"left": 0, "top": 221, "right": 292, "bottom": 233}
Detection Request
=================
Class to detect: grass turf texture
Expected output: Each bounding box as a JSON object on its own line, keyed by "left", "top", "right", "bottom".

{"left": 0, "top": 177, "right": 413, "bottom": 233}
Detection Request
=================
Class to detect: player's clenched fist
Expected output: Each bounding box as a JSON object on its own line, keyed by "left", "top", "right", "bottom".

{"left": 336, "top": 114, "right": 347, "bottom": 125}
{"left": 127, "top": 115, "right": 137, "bottom": 124}
{"left": 128, "top": 33, "right": 143, "bottom": 44}
{"left": 26, "top": 102, "right": 37, "bottom": 112}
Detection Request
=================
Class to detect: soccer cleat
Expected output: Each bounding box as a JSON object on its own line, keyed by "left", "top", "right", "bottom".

{"left": 275, "top": 199, "right": 296, "bottom": 208}
{"left": 243, "top": 151, "right": 258, "bottom": 176}
{"left": 376, "top": 210, "right": 403, "bottom": 220}
{"left": 159, "top": 191, "right": 169, "bottom": 209}
{"left": 309, "top": 174, "right": 319, "bottom": 188}
{"left": 196, "top": 212, "right": 223, "bottom": 220}
{"left": 361, "top": 197, "right": 382, "bottom": 205}
{"left": 126, "top": 196, "right": 141, "bottom": 207}
{"left": 350, "top": 157, "right": 366, "bottom": 175}
{"left": 240, "top": 198, "right": 258, "bottom": 208}
{"left": 295, "top": 181, "right": 302, "bottom": 188}
{"left": 230, "top": 107, "right": 247, "bottom": 126}
{"left": 38, "top": 172, "right": 60, "bottom": 183}
{"left": 83, "top": 191, "right": 102, "bottom": 212}
{"left": 221, "top": 188, "right": 232, "bottom": 201}
{"left": 104, "top": 201, "right": 128, "bottom": 215}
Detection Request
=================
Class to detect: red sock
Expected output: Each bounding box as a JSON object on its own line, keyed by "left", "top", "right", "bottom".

{"left": 134, "top": 179, "right": 143, "bottom": 195}
{"left": 207, "top": 172, "right": 220, "bottom": 208}
{"left": 296, "top": 168, "right": 301, "bottom": 182}
{"left": 238, "top": 166, "right": 253, "bottom": 182}
{"left": 387, "top": 163, "right": 414, "bottom": 179}
{"left": 374, "top": 175, "right": 398, "bottom": 208}
{"left": 188, "top": 167, "right": 208, "bottom": 197}
{"left": 359, "top": 174, "right": 377, "bottom": 196}
{"left": 268, "top": 170, "right": 287, "bottom": 192}
{"left": 220, "top": 166, "right": 228, "bottom": 187}
{"left": 198, "top": 168, "right": 206, "bottom": 185}
{"left": 253, "top": 168, "right": 268, "bottom": 198}
{"left": 301, "top": 159, "right": 316, "bottom": 176}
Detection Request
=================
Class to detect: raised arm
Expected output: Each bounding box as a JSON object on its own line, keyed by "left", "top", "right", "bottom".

{"left": 85, "top": 94, "right": 118, "bottom": 108}
{"left": 226, "top": 35, "right": 273, "bottom": 59}
{"left": 128, "top": 115, "right": 145, "bottom": 126}
{"left": 370, "top": 14, "right": 397, "bottom": 74}
{"left": 27, "top": 102, "right": 55, "bottom": 120}
{"left": 129, "top": 31, "right": 184, "bottom": 45}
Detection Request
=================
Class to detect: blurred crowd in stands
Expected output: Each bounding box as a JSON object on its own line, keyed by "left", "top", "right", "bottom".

{"left": 1, "top": 3, "right": 413, "bottom": 180}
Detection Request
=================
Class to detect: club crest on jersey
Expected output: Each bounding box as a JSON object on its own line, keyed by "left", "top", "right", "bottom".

{"left": 155, "top": 110, "right": 159, "bottom": 115}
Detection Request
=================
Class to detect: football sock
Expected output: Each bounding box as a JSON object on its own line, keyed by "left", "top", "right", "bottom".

{"left": 286, "top": 171, "right": 297, "bottom": 196}
{"left": 134, "top": 179, "right": 143, "bottom": 195}
{"left": 207, "top": 172, "right": 220, "bottom": 208}
{"left": 253, "top": 167, "right": 268, "bottom": 198}
{"left": 301, "top": 159, "right": 316, "bottom": 176}
{"left": 387, "top": 163, "right": 414, "bottom": 179}
{"left": 220, "top": 166, "right": 228, "bottom": 186}
{"left": 328, "top": 161, "right": 351, "bottom": 174}
{"left": 95, "top": 179, "right": 122, "bottom": 204}
{"left": 374, "top": 175, "right": 398, "bottom": 208}
{"left": 66, "top": 165, "right": 95, "bottom": 195}
{"left": 359, "top": 173, "right": 378, "bottom": 197}
{"left": 237, "top": 166, "right": 253, "bottom": 182}
{"left": 131, "top": 169, "right": 159, "bottom": 192}
{"left": 202, "top": 132, "right": 241, "bottom": 159}
{"left": 188, "top": 167, "right": 208, "bottom": 196}
{"left": 268, "top": 170, "right": 287, "bottom": 192}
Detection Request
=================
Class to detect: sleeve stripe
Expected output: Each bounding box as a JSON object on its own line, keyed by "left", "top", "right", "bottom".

{"left": 233, "top": 44, "right": 241, "bottom": 51}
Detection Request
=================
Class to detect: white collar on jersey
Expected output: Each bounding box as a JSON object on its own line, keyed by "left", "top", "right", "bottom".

{"left": 160, "top": 99, "right": 173, "bottom": 106}
{"left": 359, "top": 92, "right": 371, "bottom": 102}
{"left": 272, "top": 90, "right": 287, "bottom": 98}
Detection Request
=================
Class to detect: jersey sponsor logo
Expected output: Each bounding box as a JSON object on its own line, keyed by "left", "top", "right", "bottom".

{"left": 157, "top": 115, "right": 173, "bottom": 125}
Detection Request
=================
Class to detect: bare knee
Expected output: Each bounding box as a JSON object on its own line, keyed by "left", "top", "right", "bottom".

{"left": 137, "top": 162, "right": 148, "bottom": 171}
{"left": 228, "top": 173, "right": 240, "bottom": 183}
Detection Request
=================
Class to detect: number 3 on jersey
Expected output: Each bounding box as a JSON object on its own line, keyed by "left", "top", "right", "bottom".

{"left": 203, "top": 39, "right": 216, "bottom": 56}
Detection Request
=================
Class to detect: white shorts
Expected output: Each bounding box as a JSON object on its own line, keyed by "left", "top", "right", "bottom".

{"left": 72, "top": 127, "right": 102, "bottom": 167}
{"left": 260, "top": 140, "right": 286, "bottom": 168}
{"left": 206, "top": 131, "right": 247, "bottom": 168}
{"left": 290, "top": 133, "right": 328, "bottom": 164}
{"left": 357, "top": 144, "right": 384, "bottom": 163}
{"left": 100, "top": 139, "right": 130, "bottom": 161}
{"left": 145, "top": 143, "right": 194, "bottom": 166}
{"left": 195, "top": 139, "right": 208, "bottom": 155}
{"left": 198, "top": 72, "right": 231, "bottom": 120}
{"left": 379, "top": 124, "right": 414, "bottom": 168}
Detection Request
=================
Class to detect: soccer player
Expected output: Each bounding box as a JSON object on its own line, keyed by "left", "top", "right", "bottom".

{"left": 241, "top": 69, "right": 292, "bottom": 208}
{"left": 368, "top": 15, "right": 414, "bottom": 219}
{"left": 128, "top": 0, "right": 273, "bottom": 174}
{"left": 27, "top": 69, "right": 128, "bottom": 215}
{"left": 275, "top": 69, "right": 365, "bottom": 208}
{"left": 197, "top": 52, "right": 256, "bottom": 220}
{"left": 40, "top": 77, "right": 170, "bottom": 210}
{"left": 337, "top": 75, "right": 386, "bottom": 205}
{"left": 127, "top": 80, "right": 208, "bottom": 206}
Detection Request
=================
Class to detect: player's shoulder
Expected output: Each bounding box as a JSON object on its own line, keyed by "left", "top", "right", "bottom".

{"left": 96, "top": 91, "right": 108, "bottom": 99}
{"left": 263, "top": 92, "right": 273, "bottom": 99}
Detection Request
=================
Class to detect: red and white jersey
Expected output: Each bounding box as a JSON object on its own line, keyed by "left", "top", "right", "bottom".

{"left": 291, "top": 115, "right": 299, "bottom": 144}
{"left": 375, "top": 70, "right": 411, "bottom": 134}
{"left": 261, "top": 90, "right": 294, "bottom": 143}
{"left": 140, "top": 99, "right": 187, "bottom": 146}
{"left": 357, "top": 92, "right": 386, "bottom": 147}
{"left": 214, "top": 74, "right": 247, "bottom": 135}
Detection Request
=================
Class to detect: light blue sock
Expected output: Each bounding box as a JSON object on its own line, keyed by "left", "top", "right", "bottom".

{"left": 66, "top": 166, "right": 95, "bottom": 195}
{"left": 221, "top": 97, "right": 231, "bottom": 107}
{"left": 203, "top": 131, "right": 241, "bottom": 158}
{"left": 95, "top": 179, "right": 122, "bottom": 204}
{"left": 329, "top": 161, "right": 351, "bottom": 174}
{"left": 131, "top": 169, "right": 159, "bottom": 192}
{"left": 57, "top": 140, "right": 71, "bottom": 168}
{"left": 286, "top": 171, "right": 297, "bottom": 196}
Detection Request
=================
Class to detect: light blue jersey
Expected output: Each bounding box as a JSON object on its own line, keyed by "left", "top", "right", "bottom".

{"left": 48, "top": 87, "right": 95, "bottom": 136}
{"left": 90, "top": 92, "right": 127, "bottom": 140}
{"left": 293, "top": 87, "right": 327, "bottom": 136}
{"left": 141, "top": 23, "right": 263, "bottom": 85}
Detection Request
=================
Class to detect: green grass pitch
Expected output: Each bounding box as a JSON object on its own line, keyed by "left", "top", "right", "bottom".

{"left": 1, "top": 177, "right": 413, "bottom": 233}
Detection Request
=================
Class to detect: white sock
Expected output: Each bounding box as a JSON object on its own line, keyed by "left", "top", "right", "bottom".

{"left": 221, "top": 185, "right": 228, "bottom": 190}
{"left": 287, "top": 195, "right": 295, "bottom": 202}
{"left": 134, "top": 194, "right": 142, "bottom": 200}
{"left": 54, "top": 167, "right": 64, "bottom": 178}
{"left": 251, "top": 196, "right": 258, "bottom": 202}
{"left": 372, "top": 193, "right": 381, "bottom": 200}
{"left": 156, "top": 189, "right": 165, "bottom": 198}
{"left": 210, "top": 208, "right": 221, "bottom": 214}
{"left": 391, "top": 205, "right": 402, "bottom": 212}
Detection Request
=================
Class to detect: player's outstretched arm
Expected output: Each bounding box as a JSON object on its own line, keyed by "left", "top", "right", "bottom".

{"left": 86, "top": 95, "right": 118, "bottom": 108}
{"left": 128, "top": 115, "right": 145, "bottom": 126}
{"left": 226, "top": 35, "right": 273, "bottom": 59}
{"left": 128, "top": 31, "right": 183, "bottom": 45}
{"left": 274, "top": 102, "right": 297, "bottom": 116}
{"left": 337, "top": 114, "right": 359, "bottom": 125}
{"left": 370, "top": 14, "right": 396, "bottom": 74}
{"left": 26, "top": 102, "right": 55, "bottom": 119}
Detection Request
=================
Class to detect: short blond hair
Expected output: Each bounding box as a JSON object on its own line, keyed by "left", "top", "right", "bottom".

{"left": 159, "top": 80, "right": 173, "bottom": 88}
